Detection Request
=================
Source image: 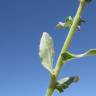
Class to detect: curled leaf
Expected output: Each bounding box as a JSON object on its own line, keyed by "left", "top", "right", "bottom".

{"left": 61, "top": 51, "right": 76, "bottom": 61}
{"left": 56, "top": 16, "right": 73, "bottom": 29}
{"left": 77, "top": 18, "right": 86, "bottom": 31}
{"left": 61, "top": 49, "right": 96, "bottom": 62}
{"left": 56, "top": 16, "right": 85, "bottom": 31}
{"left": 55, "top": 76, "right": 79, "bottom": 93}
{"left": 39, "top": 32, "right": 54, "bottom": 73}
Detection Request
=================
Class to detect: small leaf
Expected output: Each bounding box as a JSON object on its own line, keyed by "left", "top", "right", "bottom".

{"left": 80, "top": 0, "right": 92, "bottom": 3}
{"left": 85, "top": 0, "right": 92, "bottom": 3}
{"left": 85, "top": 49, "right": 96, "bottom": 55}
{"left": 78, "top": 18, "right": 86, "bottom": 26}
{"left": 56, "top": 16, "right": 85, "bottom": 31}
{"left": 56, "top": 16, "right": 73, "bottom": 29}
{"left": 39, "top": 32, "right": 54, "bottom": 73}
{"left": 61, "top": 49, "right": 96, "bottom": 62}
{"left": 55, "top": 76, "right": 79, "bottom": 93}
{"left": 77, "top": 18, "right": 86, "bottom": 31}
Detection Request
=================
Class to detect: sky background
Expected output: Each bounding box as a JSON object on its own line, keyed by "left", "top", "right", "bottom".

{"left": 0, "top": 0, "right": 96, "bottom": 96}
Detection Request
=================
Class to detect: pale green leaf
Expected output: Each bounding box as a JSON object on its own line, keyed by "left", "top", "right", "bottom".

{"left": 56, "top": 16, "right": 73, "bottom": 29}
{"left": 56, "top": 16, "right": 85, "bottom": 31}
{"left": 61, "top": 49, "right": 96, "bottom": 62}
{"left": 39, "top": 32, "right": 54, "bottom": 73}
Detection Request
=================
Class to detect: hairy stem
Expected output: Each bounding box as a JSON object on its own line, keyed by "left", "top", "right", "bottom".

{"left": 46, "top": 0, "right": 86, "bottom": 95}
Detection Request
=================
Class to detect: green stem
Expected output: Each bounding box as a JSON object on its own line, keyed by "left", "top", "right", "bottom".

{"left": 46, "top": 0, "right": 86, "bottom": 96}
{"left": 45, "top": 73, "right": 56, "bottom": 96}
{"left": 55, "top": 0, "right": 86, "bottom": 77}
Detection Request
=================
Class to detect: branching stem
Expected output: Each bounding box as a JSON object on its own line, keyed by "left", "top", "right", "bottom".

{"left": 46, "top": 0, "right": 86, "bottom": 95}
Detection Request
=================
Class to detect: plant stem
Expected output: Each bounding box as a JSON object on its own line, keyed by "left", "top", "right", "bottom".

{"left": 46, "top": 0, "right": 86, "bottom": 95}
{"left": 55, "top": 0, "right": 86, "bottom": 77}
{"left": 45, "top": 73, "right": 56, "bottom": 96}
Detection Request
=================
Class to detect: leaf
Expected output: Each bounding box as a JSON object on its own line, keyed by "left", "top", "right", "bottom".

{"left": 61, "top": 51, "right": 76, "bottom": 61}
{"left": 77, "top": 18, "right": 86, "bottom": 31}
{"left": 55, "top": 76, "right": 79, "bottom": 93}
{"left": 56, "top": 16, "right": 85, "bottom": 31}
{"left": 39, "top": 32, "right": 54, "bottom": 73}
{"left": 85, "top": 0, "right": 92, "bottom": 3}
{"left": 61, "top": 49, "right": 96, "bottom": 62}
{"left": 56, "top": 16, "right": 73, "bottom": 29}
{"left": 78, "top": 18, "right": 86, "bottom": 26}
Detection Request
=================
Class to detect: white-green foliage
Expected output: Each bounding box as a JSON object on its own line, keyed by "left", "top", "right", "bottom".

{"left": 61, "top": 49, "right": 96, "bottom": 62}
{"left": 56, "top": 16, "right": 85, "bottom": 31}
{"left": 55, "top": 76, "right": 79, "bottom": 93}
{"left": 39, "top": 32, "right": 54, "bottom": 73}
{"left": 39, "top": 0, "right": 93, "bottom": 95}
{"left": 56, "top": 16, "right": 73, "bottom": 29}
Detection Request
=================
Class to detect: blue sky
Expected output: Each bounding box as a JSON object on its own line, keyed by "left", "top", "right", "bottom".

{"left": 0, "top": 0, "right": 96, "bottom": 96}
